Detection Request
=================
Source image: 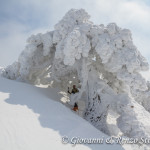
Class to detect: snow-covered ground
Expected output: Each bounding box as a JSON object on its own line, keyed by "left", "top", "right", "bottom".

{"left": 0, "top": 76, "right": 134, "bottom": 150}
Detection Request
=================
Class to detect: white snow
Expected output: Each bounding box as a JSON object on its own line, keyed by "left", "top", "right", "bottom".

{"left": 1, "top": 9, "right": 150, "bottom": 149}
{"left": 0, "top": 76, "right": 130, "bottom": 150}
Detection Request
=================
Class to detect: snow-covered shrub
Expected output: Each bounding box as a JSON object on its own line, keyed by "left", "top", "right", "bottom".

{"left": 2, "top": 62, "right": 20, "bottom": 80}
{"left": 2, "top": 9, "right": 150, "bottom": 139}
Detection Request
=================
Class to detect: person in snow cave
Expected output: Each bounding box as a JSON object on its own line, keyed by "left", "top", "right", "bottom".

{"left": 68, "top": 85, "right": 79, "bottom": 111}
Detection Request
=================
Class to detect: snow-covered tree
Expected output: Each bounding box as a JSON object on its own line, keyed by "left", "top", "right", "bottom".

{"left": 2, "top": 9, "right": 150, "bottom": 138}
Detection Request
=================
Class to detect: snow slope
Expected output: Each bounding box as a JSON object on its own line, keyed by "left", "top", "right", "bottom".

{"left": 0, "top": 76, "right": 131, "bottom": 150}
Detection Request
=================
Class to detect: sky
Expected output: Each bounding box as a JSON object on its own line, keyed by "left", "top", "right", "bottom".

{"left": 0, "top": 0, "right": 150, "bottom": 78}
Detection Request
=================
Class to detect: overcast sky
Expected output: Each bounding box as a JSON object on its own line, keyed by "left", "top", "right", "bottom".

{"left": 0, "top": 0, "right": 150, "bottom": 72}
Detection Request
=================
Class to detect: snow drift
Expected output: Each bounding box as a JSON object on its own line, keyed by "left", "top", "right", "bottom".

{"left": 0, "top": 76, "right": 131, "bottom": 150}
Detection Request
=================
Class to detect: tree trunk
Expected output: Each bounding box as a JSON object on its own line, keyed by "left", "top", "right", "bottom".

{"left": 84, "top": 67, "right": 110, "bottom": 135}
